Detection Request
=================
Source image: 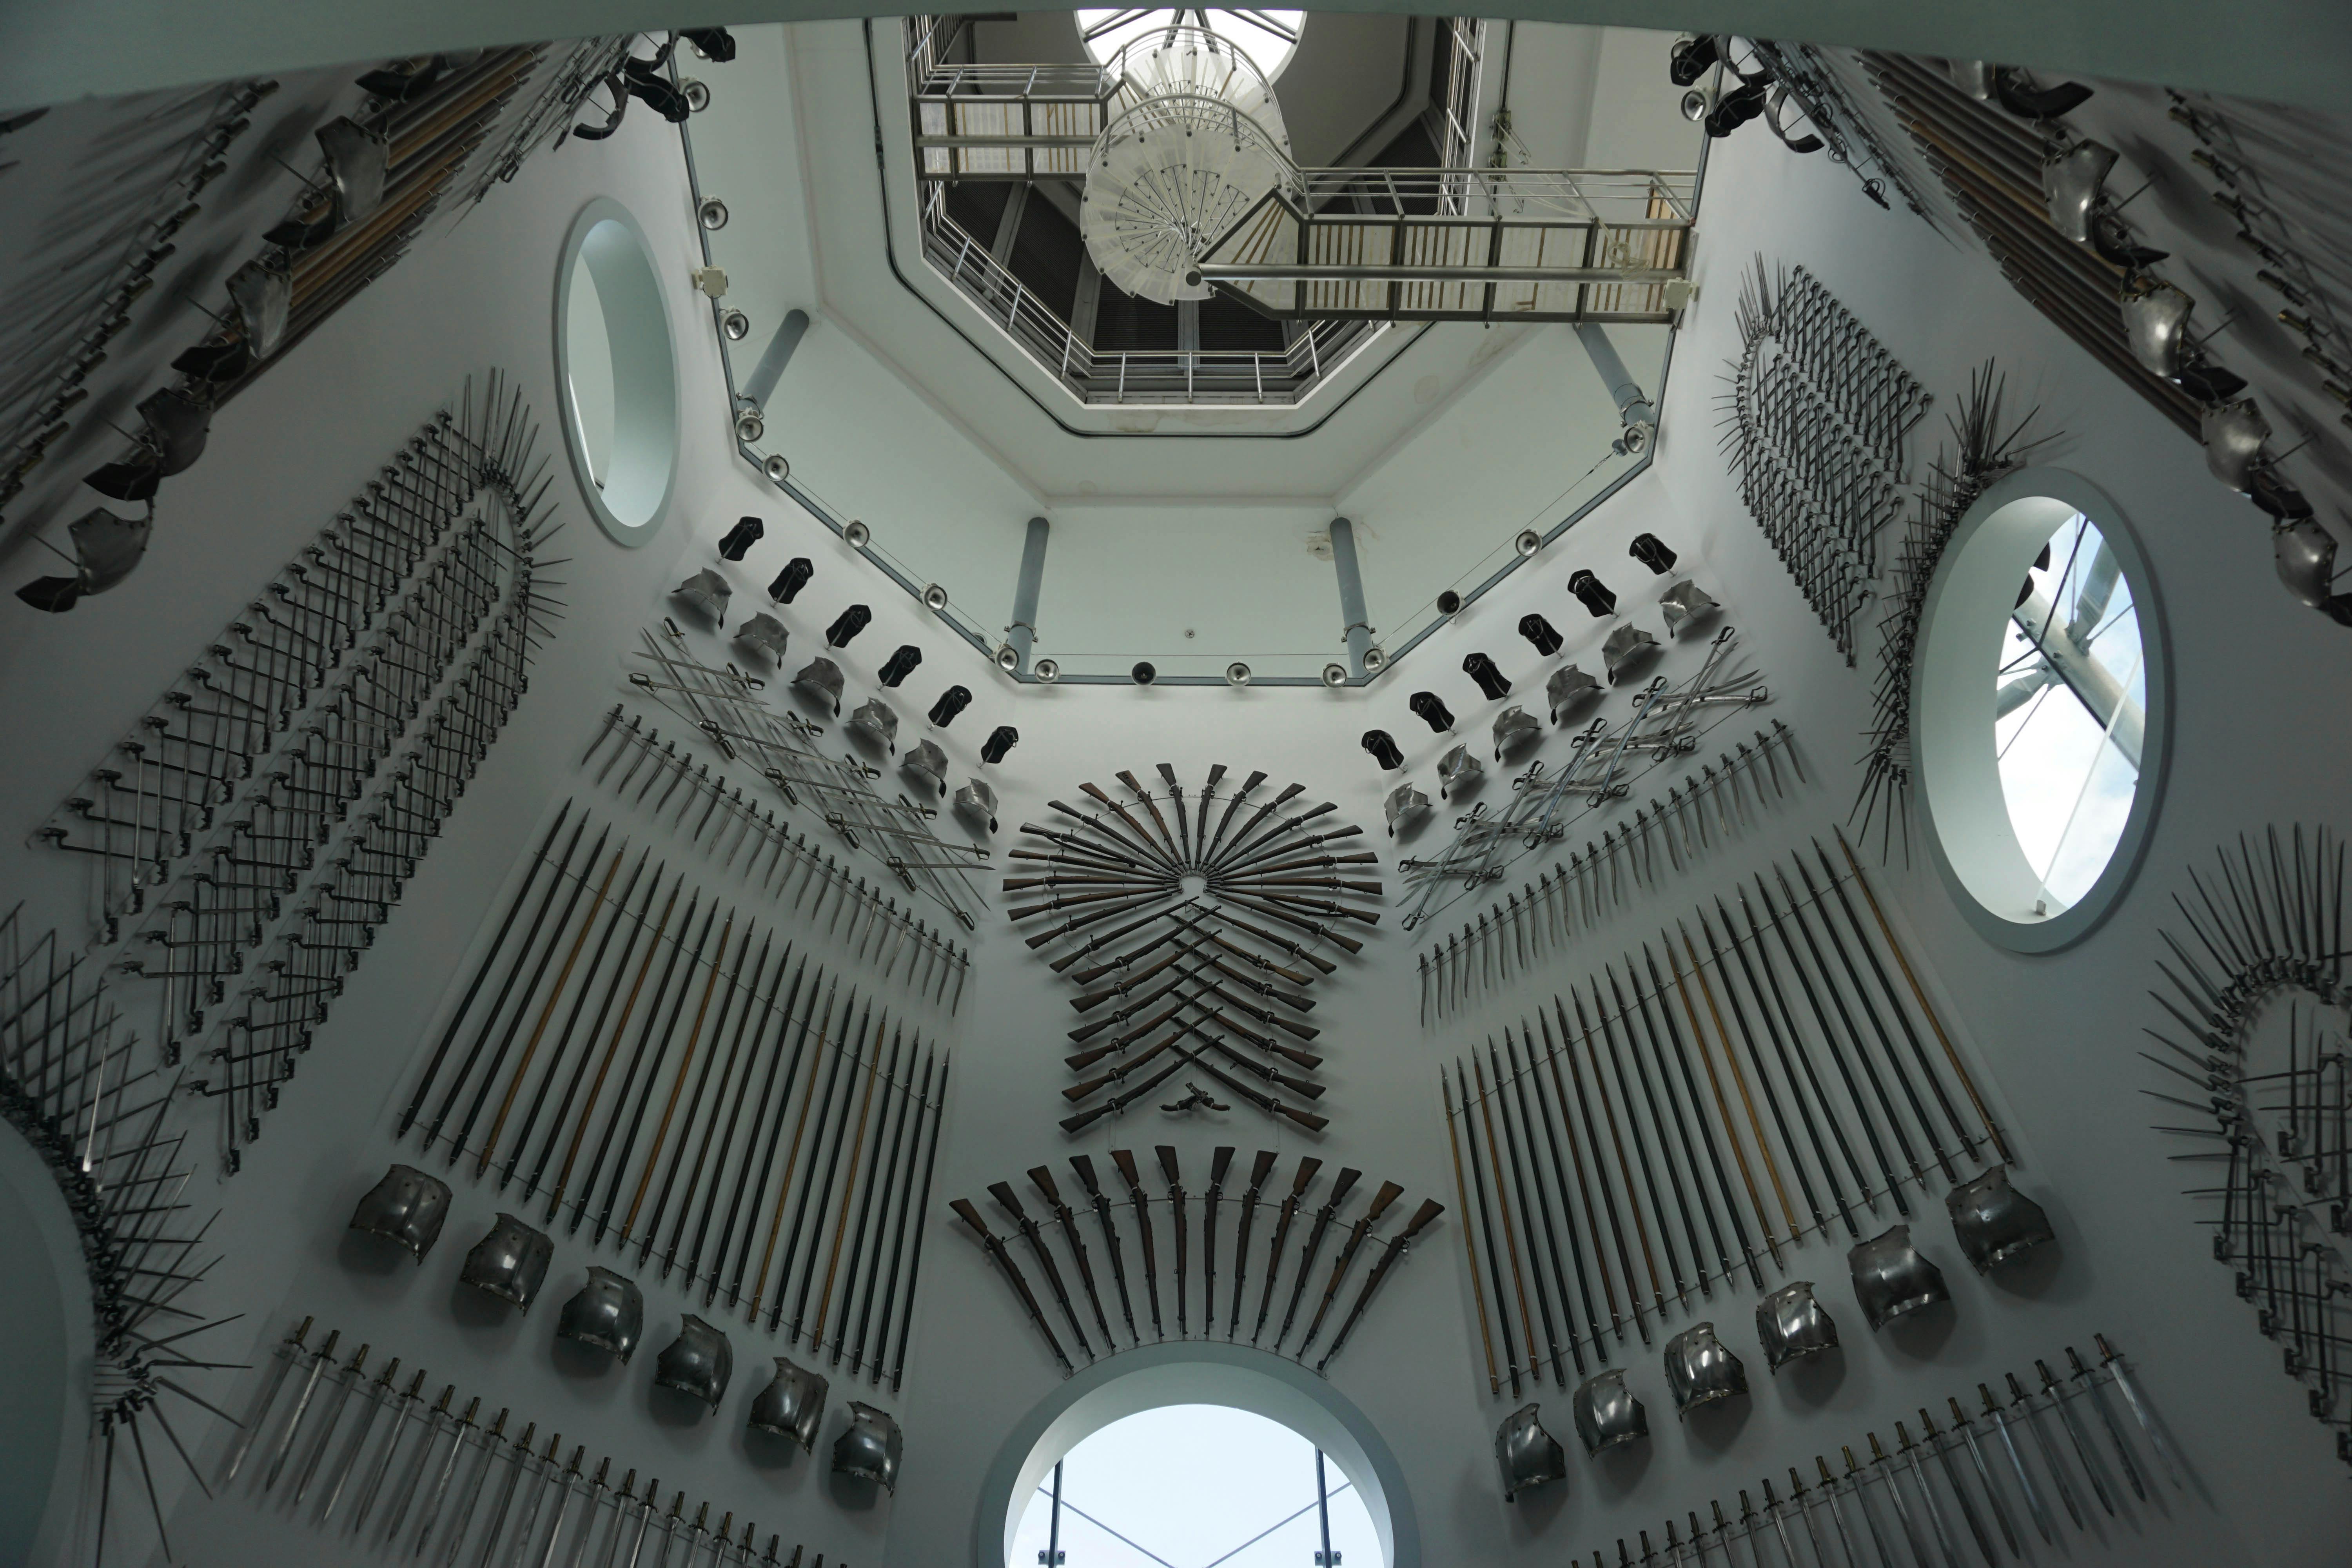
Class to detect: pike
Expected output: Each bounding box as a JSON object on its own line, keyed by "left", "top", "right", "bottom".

{"left": 682, "top": 946, "right": 795, "bottom": 1289}
{"left": 1455, "top": 1060, "right": 1522, "bottom": 1396}
{"left": 2006, "top": 1372, "right": 2085, "bottom": 1529}
{"left": 1561, "top": 993, "right": 1649, "bottom": 1343}
{"left": 1112, "top": 1149, "right": 1164, "bottom": 1338}
{"left": 1593, "top": 975, "right": 1688, "bottom": 1307}
{"left": 290, "top": 1341, "right": 370, "bottom": 1503}
{"left": 1732, "top": 889, "right": 1875, "bottom": 1227}
{"left": 218, "top": 1314, "right": 310, "bottom": 1485}
{"left": 1526, "top": 1016, "right": 1609, "bottom": 1356}
{"left": 1031, "top": 1163, "right": 1116, "bottom": 1350}
{"left": 548, "top": 876, "right": 686, "bottom": 1228}
{"left": 1070, "top": 1154, "right": 1139, "bottom": 1343}
{"left": 584, "top": 890, "right": 712, "bottom": 1239}
{"left": 1252, "top": 1157, "right": 1320, "bottom": 1347}
{"left": 1317, "top": 1199, "right": 1442, "bottom": 1372}
{"left": 1918, "top": 1408, "right": 1999, "bottom": 1568}
{"left": 1978, "top": 1384, "right": 2056, "bottom": 1544}
{"left": 262, "top": 1326, "right": 342, "bottom": 1490}
{"left": 772, "top": 1000, "right": 877, "bottom": 1334}
{"left": 1503, "top": 1031, "right": 1585, "bottom": 1376}
{"left": 2094, "top": 1333, "right": 2183, "bottom": 1490}
{"left": 1945, "top": 1398, "right": 2022, "bottom": 1559}
{"left": 1279, "top": 1163, "right": 1359, "bottom": 1352}
{"left": 954, "top": 1199, "right": 1071, "bottom": 1372}
{"left": 1480, "top": 1045, "right": 1560, "bottom": 1383}
{"left": 849, "top": 1052, "right": 929, "bottom": 1369}
{"left": 1201, "top": 1147, "right": 1233, "bottom": 1337}
{"left": 1158, "top": 1146, "right": 1189, "bottom": 1337}
{"left": 806, "top": 1021, "right": 895, "bottom": 1348}
{"left": 887, "top": 1053, "right": 947, "bottom": 1394}
{"left": 1226, "top": 1150, "right": 1277, "bottom": 1339}
{"left": 1684, "top": 916, "right": 1811, "bottom": 1244}
{"left": 1657, "top": 938, "right": 1779, "bottom": 1276}
{"left": 733, "top": 976, "right": 833, "bottom": 1314}
{"left": 652, "top": 929, "right": 773, "bottom": 1275}
{"left": 991, "top": 1180, "right": 1094, "bottom": 1358}
{"left": 2036, "top": 1361, "right": 2116, "bottom": 1516}
{"left": 622, "top": 909, "right": 740, "bottom": 1254}
{"left": 1622, "top": 957, "right": 1734, "bottom": 1295}
{"left": 508, "top": 849, "right": 653, "bottom": 1192}
{"left": 1444, "top": 1076, "right": 1500, "bottom": 1394}
{"left": 1301, "top": 1178, "right": 1401, "bottom": 1353}
{"left": 830, "top": 1043, "right": 916, "bottom": 1361}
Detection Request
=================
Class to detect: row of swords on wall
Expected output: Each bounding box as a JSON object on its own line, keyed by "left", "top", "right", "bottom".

{"left": 1419, "top": 722, "right": 1804, "bottom": 1022}
{"left": 954, "top": 1148, "right": 1441, "bottom": 1376}
{"left": 34, "top": 372, "right": 554, "bottom": 1174}
{"left": 214, "top": 1317, "right": 840, "bottom": 1568}
{"left": 582, "top": 703, "right": 971, "bottom": 1009}
{"left": 1445, "top": 835, "right": 2008, "bottom": 1388}
{"left": 1555, "top": 1336, "right": 2183, "bottom": 1568}
{"left": 397, "top": 804, "right": 948, "bottom": 1363}
{"left": 622, "top": 622, "right": 989, "bottom": 930}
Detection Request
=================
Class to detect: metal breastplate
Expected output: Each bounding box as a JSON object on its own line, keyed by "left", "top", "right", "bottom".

{"left": 1848, "top": 1223, "right": 1951, "bottom": 1330}
{"left": 902, "top": 739, "right": 949, "bottom": 797}
{"left": 673, "top": 569, "right": 732, "bottom": 624}
{"left": 1659, "top": 581, "right": 1719, "bottom": 637}
{"left": 348, "top": 1163, "right": 453, "bottom": 1262}
{"left": 1664, "top": 1322, "right": 1749, "bottom": 1416}
{"left": 653, "top": 1316, "right": 735, "bottom": 1410}
{"left": 1437, "top": 744, "right": 1483, "bottom": 798}
{"left": 793, "top": 657, "right": 844, "bottom": 715}
{"left": 847, "top": 698, "right": 899, "bottom": 753}
{"left": 1572, "top": 1368, "right": 1650, "bottom": 1454}
{"left": 2201, "top": 399, "right": 2271, "bottom": 492}
{"left": 748, "top": 1357, "right": 830, "bottom": 1452}
{"left": 1384, "top": 781, "right": 1430, "bottom": 837}
{"left": 1548, "top": 664, "right": 1600, "bottom": 723}
{"left": 459, "top": 1212, "right": 555, "bottom": 1310}
{"left": 2120, "top": 279, "right": 2194, "bottom": 378}
{"left": 831, "top": 1401, "right": 903, "bottom": 1492}
{"left": 1492, "top": 706, "right": 1541, "bottom": 760}
{"left": 557, "top": 1267, "right": 645, "bottom": 1361}
{"left": 1755, "top": 1280, "right": 1840, "bottom": 1372}
{"left": 1945, "top": 1164, "right": 2056, "bottom": 1273}
{"left": 1494, "top": 1403, "right": 1568, "bottom": 1501}
{"left": 2041, "top": 139, "right": 2117, "bottom": 243}
{"left": 2276, "top": 517, "right": 2340, "bottom": 610}
{"left": 735, "top": 612, "right": 790, "bottom": 663}
{"left": 1602, "top": 624, "right": 1659, "bottom": 685}
{"left": 954, "top": 778, "right": 999, "bottom": 833}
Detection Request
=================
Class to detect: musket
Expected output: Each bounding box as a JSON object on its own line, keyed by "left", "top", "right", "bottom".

{"left": 2094, "top": 1333, "right": 2183, "bottom": 1489}
{"left": 1070, "top": 1154, "right": 1138, "bottom": 1343}
{"left": 1114, "top": 769, "right": 1181, "bottom": 863}
{"left": 1031, "top": 1163, "right": 1116, "bottom": 1350}
{"left": 991, "top": 1180, "right": 1094, "bottom": 1358}
{"left": 261, "top": 1327, "right": 342, "bottom": 1490}
{"left": 1056, "top": 899, "right": 1207, "bottom": 979}
{"left": 1978, "top": 1383, "right": 2056, "bottom": 1544}
{"left": 1944, "top": 1397, "right": 2021, "bottom": 1559}
{"left": 1111, "top": 1149, "right": 1163, "bottom": 1338}
{"left": 953, "top": 1198, "right": 1070, "bottom": 1372}
{"left": 2036, "top": 1360, "right": 2116, "bottom": 1516}
{"left": 1199, "top": 769, "right": 1267, "bottom": 864}
{"left": 1316, "top": 1198, "right": 1443, "bottom": 1371}
{"left": 219, "top": 1315, "right": 309, "bottom": 1485}
{"left": 1156, "top": 763, "right": 1191, "bottom": 860}
{"left": 887, "top": 1053, "right": 947, "bottom": 1394}
{"left": 1301, "top": 1178, "right": 1402, "bottom": 1353}
{"left": 1918, "top": 1408, "right": 1998, "bottom": 1568}
{"left": 1252, "top": 1157, "right": 1319, "bottom": 1347}
{"left": 1478, "top": 1046, "right": 1557, "bottom": 1384}
{"left": 1503, "top": 1029, "right": 1586, "bottom": 1377}
{"left": 1227, "top": 1150, "right": 1277, "bottom": 1339}
{"left": 1278, "top": 1164, "right": 1360, "bottom": 1352}
{"left": 1158, "top": 1146, "right": 1189, "bottom": 1336}
{"left": 1201, "top": 1146, "right": 1233, "bottom": 1339}
{"left": 290, "top": 1340, "right": 370, "bottom": 1503}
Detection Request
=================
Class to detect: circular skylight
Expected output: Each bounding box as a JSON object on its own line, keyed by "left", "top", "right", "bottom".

{"left": 556, "top": 198, "right": 679, "bottom": 548}
{"left": 1078, "top": 9, "right": 1306, "bottom": 82}
{"left": 1009, "top": 1404, "right": 1380, "bottom": 1566}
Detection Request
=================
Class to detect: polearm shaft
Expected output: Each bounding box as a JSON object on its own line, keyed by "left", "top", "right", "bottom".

{"left": 806, "top": 1017, "right": 893, "bottom": 1343}
{"left": 1527, "top": 1013, "right": 1611, "bottom": 1356}
{"left": 749, "top": 982, "right": 850, "bottom": 1320}
{"left": 1202, "top": 1146, "right": 1233, "bottom": 1338}
{"left": 774, "top": 1000, "right": 877, "bottom": 1334}
{"left": 1317, "top": 1198, "right": 1443, "bottom": 1372}
{"left": 708, "top": 956, "right": 809, "bottom": 1303}
{"left": 1591, "top": 978, "right": 1686, "bottom": 1307}
{"left": 1227, "top": 1150, "right": 1277, "bottom": 1339}
{"left": 731, "top": 975, "right": 831, "bottom": 1313}
{"left": 657, "top": 931, "right": 775, "bottom": 1276}
{"left": 1157, "top": 1145, "right": 1188, "bottom": 1337}
{"left": 886, "top": 1052, "right": 946, "bottom": 1394}
{"left": 1444, "top": 1078, "right": 1501, "bottom": 1394}
{"left": 849, "top": 1053, "right": 931, "bottom": 1371}
{"left": 1031, "top": 1164, "right": 1115, "bottom": 1350}
{"left": 1683, "top": 916, "right": 1808, "bottom": 1243}
{"left": 1834, "top": 829, "right": 2013, "bottom": 1163}
{"left": 571, "top": 888, "right": 701, "bottom": 1234}
{"left": 1112, "top": 1149, "right": 1163, "bottom": 1339}
{"left": 1252, "top": 1157, "right": 1319, "bottom": 1347}
{"left": 1559, "top": 995, "right": 1648, "bottom": 1343}
{"left": 1645, "top": 942, "right": 1762, "bottom": 1289}
{"left": 1621, "top": 958, "right": 1732, "bottom": 1296}
{"left": 621, "top": 909, "right": 739, "bottom": 1252}
{"left": 1503, "top": 1029, "right": 1587, "bottom": 1376}
{"left": 1301, "top": 1179, "right": 1401, "bottom": 1354}
{"left": 539, "top": 871, "right": 677, "bottom": 1218}
{"left": 1070, "top": 1154, "right": 1139, "bottom": 1344}
{"left": 835, "top": 1046, "right": 918, "bottom": 1363}
{"left": 989, "top": 1181, "right": 1093, "bottom": 1359}
{"left": 1477, "top": 1049, "right": 1556, "bottom": 1384}
{"left": 507, "top": 850, "right": 652, "bottom": 1191}
{"left": 683, "top": 946, "right": 795, "bottom": 1289}
{"left": 399, "top": 805, "right": 570, "bottom": 1139}
{"left": 1457, "top": 1058, "right": 1522, "bottom": 1394}
{"left": 1731, "top": 889, "right": 1874, "bottom": 1227}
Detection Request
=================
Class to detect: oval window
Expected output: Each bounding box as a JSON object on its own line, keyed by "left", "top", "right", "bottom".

{"left": 556, "top": 198, "right": 678, "bottom": 546}
{"left": 1914, "top": 471, "right": 2169, "bottom": 952}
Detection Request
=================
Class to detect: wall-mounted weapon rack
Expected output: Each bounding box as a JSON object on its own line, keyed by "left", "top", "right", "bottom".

{"left": 2147, "top": 824, "right": 2352, "bottom": 1469}
{"left": 459, "top": 36, "right": 639, "bottom": 208}
{"left": 1397, "top": 630, "right": 1784, "bottom": 933}
{"left": 221, "top": 1316, "right": 841, "bottom": 1566}
{"left": 625, "top": 625, "right": 989, "bottom": 932}
{"left": 1721, "top": 261, "right": 1927, "bottom": 664}
{"left": 0, "top": 903, "right": 240, "bottom": 1568}
{"left": 397, "top": 807, "right": 948, "bottom": 1378}
{"left": 584, "top": 704, "right": 970, "bottom": 1010}
{"left": 953, "top": 1149, "right": 1441, "bottom": 1377}
{"left": 1444, "top": 835, "right": 2009, "bottom": 1392}
{"left": 1004, "top": 767, "right": 1382, "bottom": 1132}
{"left": 1555, "top": 1333, "right": 2183, "bottom": 1568}
{"left": 1421, "top": 723, "right": 1804, "bottom": 1023}
{"left": 31, "top": 372, "right": 555, "bottom": 1172}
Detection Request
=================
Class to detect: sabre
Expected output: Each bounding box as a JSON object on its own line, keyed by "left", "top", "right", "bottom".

{"left": 1918, "top": 1408, "right": 1998, "bottom": 1568}
{"left": 2094, "top": 1333, "right": 2183, "bottom": 1489}
{"left": 1112, "top": 1149, "right": 1163, "bottom": 1339}
{"left": 218, "top": 1314, "right": 310, "bottom": 1485}
{"left": 1316, "top": 1198, "right": 1443, "bottom": 1370}
{"left": 2005, "top": 1372, "right": 2085, "bottom": 1530}
{"left": 290, "top": 1340, "right": 371, "bottom": 1503}
{"left": 1978, "top": 1384, "right": 2055, "bottom": 1544}
{"left": 261, "top": 1326, "right": 342, "bottom": 1490}
{"left": 953, "top": 1199, "right": 1070, "bottom": 1372}
{"left": 1944, "top": 1397, "right": 2020, "bottom": 1559}
{"left": 2036, "top": 1360, "right": 2116, "bottom": 1516}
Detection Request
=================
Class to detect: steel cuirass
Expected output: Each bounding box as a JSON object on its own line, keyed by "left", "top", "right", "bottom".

{"left": 954, "top": 778, "right": 999, "bottom": 834}
{"left": 831, "top": 1401, "right": 903, "bottom": 1491}
{"left": 1548, "top": 664, "right": 1601, "bottom": 724}
{"left": 735, "top": 612, "right": 790, "bottom": 664}
{"left": 2200, "top": 398, "right": 2270, "bottom": 493}
{"left": 557, "top": 1267, "right": 645, "bottom": 1361}
{"left": 1659, "top": 581, "right": 1719, "bottom": 637}
{"left": 2275, "top": 517, "right": 2341, "bottom": 610}
{"left": 1572, "top": 1368, "right": 1650, "bottom": 1454}
{"left": 653, "top": 1316, "right": 734, "bottom": 1411}
{"left": 2040, "top": 139, "right": 2116, "bottom": 244}
{"left": 1945, "top": 1164, "right": 2056, "bottom": 1273}
{"left": 1495, "top": 1403, "right": 1569, "bottom": 1501}
{"left": 1602, "top": 624, "right": 1659, "bottom": 685}
{"left": 673, "top": 569, "right": 733, "bottom": 625}
{"left": 1755, "top": 1280, "right": 1840, "bottom": 1372}
{"left": 1384, "top": 781, "right": 1430, "bottom": 837}
{"left": 1664, "top": 1322, "right": 1749, "bottom": 1416}
{"left": 348, "top": 1164, "right": 453, "bottom": 1262}
{"left": 2120, "top": 279, "right": 2194, "bottom": 378}
{"left": 793, "top": 656, "right": 844, "bottom": 716}
{"left": 748, "top": 1357, "right": 830, "bottom": 1452}
{"left": 1492, "top": 706, "right": 1541, "bottom": 760}
{"left": 459, "top": 1213, "right": 555, "bottom": 1310}
{"left": 1848, "top": 1223, "right": 1951, "bottom": 1330}
{"left": 847, "top": 698, "right": 899, "bottom": 753}
{"left": 902, "top": 739, "right": 949, "bottom": 797}
{"left": 1437, "top": 744, "right": 1483, "bottom": 799}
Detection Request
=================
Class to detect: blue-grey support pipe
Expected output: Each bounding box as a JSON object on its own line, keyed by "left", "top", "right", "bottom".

{"left": 1008, "top": 516, "right": 1050, "bottom": 672}
{"left": 1572, "top": 321, "right": 1653, "bottom": 430}
{"left": 1328, "top": 517, "right": 1372, "bottom": 679}
{"left": 743, "top": 308, "right": 812, "bottom": 409}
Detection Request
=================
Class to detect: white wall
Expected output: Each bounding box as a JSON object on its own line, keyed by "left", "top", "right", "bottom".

{"left": 3, "top": 36, "right": 2350, "bottom": 1568}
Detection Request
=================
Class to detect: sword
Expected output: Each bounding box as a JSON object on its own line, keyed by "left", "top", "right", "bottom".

{"left": 1917, "top": 1408, "right": 1998, "bottom": 1568}
{"left": 468, "top": 1421, "right": 537, "bottom": 1568}
{"left": 2064, "top": 1346, "right": 2147, "bottom": 1503}
{"left": 290, "top": 1341, "right": 370, "bottom": 1503}
{"left": 409, "top": 1396, "right": 480, "bottom": 1555}
{"left": 1978, "top": 1384, "right": 2055, "bottom": 1544}
{"left": 438, "top": 1408, "right": 506, "bottom": 1566}
{"left": 261, "top": 1326, "right": 341, "bottom": 1490}
{"left": 1784, "top": 1468, "right": 1834, "bottom": 1568}
{"left": 1944, "top": 1397, "right": 2020, "bottom": 1559}
{"left": 1895, "top": 1421, "right": 1963, "bottom": 1568}
{"left": 2006, "top": 1371, "right": 2085, "bottom": 1529}
{"left": 2036, "top": 1361, "right": 2116, "bottom": 1516}
{"left": 1841, "top": 1445, "right": 1900, "bottom": 1568}
{"left": 1867, "top": 1432, "right": 1933, "bottom": 1568}
{"left": 1816, "top": 1455, "right": 1869, "bottom": 1568}
{"left": 381, "top": 1384, "right": 455, "bottom": 1545}
{"left": 350, "top": 1368, "right": 429, "bottom": 1530}
{"left": 319, "top": 1357, "right": 401, "bottom": 1523}
{"left": 2094, "top": 1333, "right": 2183, "bottom": 1490}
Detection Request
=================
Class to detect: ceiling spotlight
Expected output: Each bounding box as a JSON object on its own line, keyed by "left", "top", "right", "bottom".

{"left": 699, "top": 197, "right": 730, "bottom": 230}
{"left": 1515, "top": 528, "right": 1543, "bottom": 557}
{"left": 1033, "top": 657, "right": 1060, "bottom": 683}
{"left": 763, "top": 454, "right": 789, "bottom": 483}
{"left": 681, "top": 79, "right": 711, "bottom": 112}
{"left": 722, "top": 310, "right": 750, "bottom": 341}
{"left": 1681, "top": 87, "right": 1715, "bottom": 123}
{"left": 1361, "top": 646, "right": 1387, "bottom": 673}
{"left": 1131, "top": 661, "right": 1156, "bottom": 686}
{"left": 922, "top": 583, "right": 949, "bottom": 612}
{"left": 1614, "top": 420, "right": 1654, "bottom": 456}
{"left": 843, "top": 519, "right": 871, "bottom": 548}
{"left": 995, "top": 643, "right": 1021, "bottom": 673}
{"left": 1225, "top": 661, "right": 1251, "bottom": 687}
{"left": 734, "top": 409, "right": 764, "bottom": 443}
{"left": 1321, "top": 662, "right": 1349, "bottom": 688}
{"left": 1437, "top": 590, "right": 1463, "bottom": 615}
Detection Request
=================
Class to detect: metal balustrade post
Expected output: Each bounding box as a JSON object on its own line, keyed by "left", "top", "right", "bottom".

{"left": 1007, "top": 517, "right": 1050, "bottom": 674}
{"left": 1328, "top": 517, "right": 1372, "bottom": 680}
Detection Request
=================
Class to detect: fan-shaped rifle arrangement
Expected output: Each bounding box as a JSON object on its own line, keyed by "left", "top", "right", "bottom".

{"left": 953, "top": 1147, "right": 1442, "bottom": 1376}
{"left": 1004, "top": 768, "right": 1384, "bottom": 1132}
